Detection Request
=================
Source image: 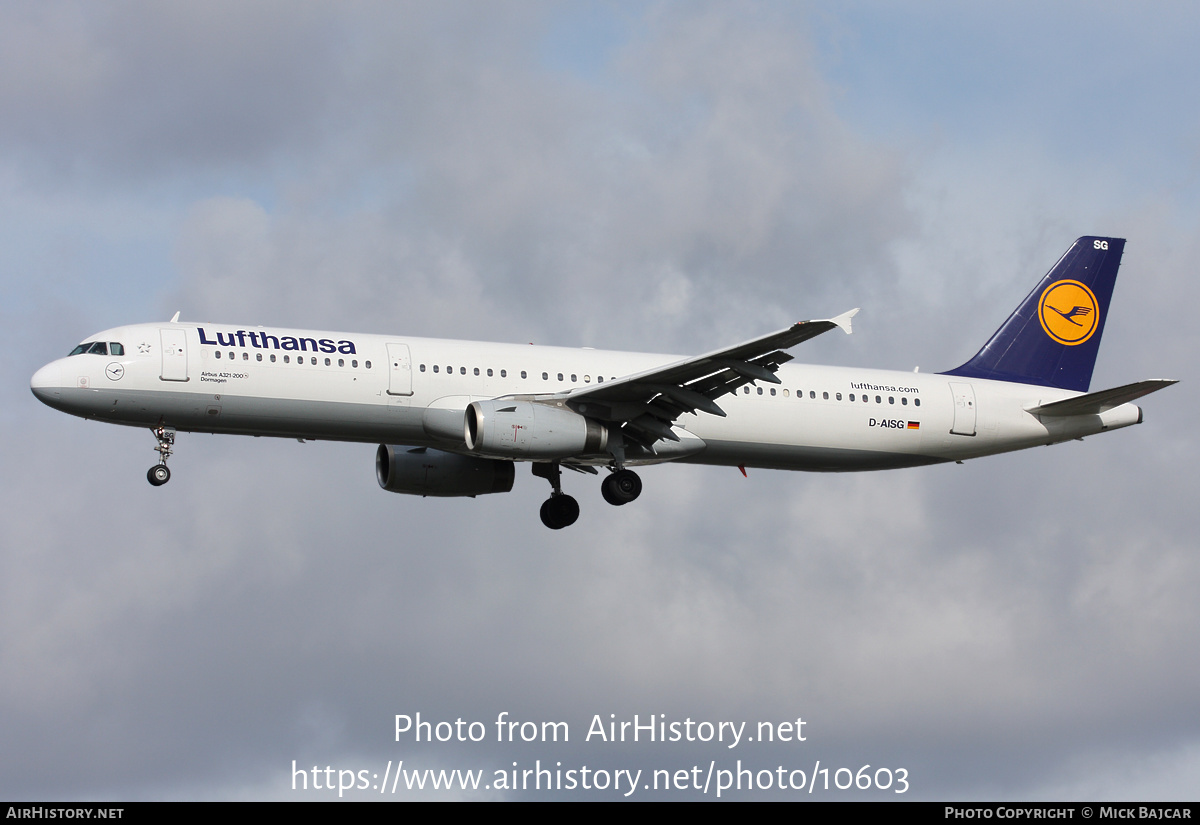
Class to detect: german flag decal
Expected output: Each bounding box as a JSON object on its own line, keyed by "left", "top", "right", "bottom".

{"left": 907, "top": 421, "right": 920, "bottom": 430}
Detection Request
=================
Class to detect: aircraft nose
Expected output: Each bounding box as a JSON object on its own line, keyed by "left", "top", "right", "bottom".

{"left": 30, "top": 361, "right": 63, "bottom": 404}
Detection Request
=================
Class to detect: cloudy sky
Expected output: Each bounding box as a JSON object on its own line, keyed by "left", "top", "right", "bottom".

{"left": 3, "top": 1, "right": 1197, "bottom": 800}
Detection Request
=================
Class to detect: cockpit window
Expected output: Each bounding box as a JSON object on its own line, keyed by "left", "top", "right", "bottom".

{"left": 68, "top": 341, "right": 123, "bottom": 356}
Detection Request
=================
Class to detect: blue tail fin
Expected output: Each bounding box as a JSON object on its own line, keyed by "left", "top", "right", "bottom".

{"left": 941, "top": 237, "right": 1125, "bottom": 392}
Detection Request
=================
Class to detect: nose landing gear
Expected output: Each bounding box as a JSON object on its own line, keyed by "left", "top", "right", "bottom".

{"left": 147, "top": 425, "right": 176, "bottom": 487}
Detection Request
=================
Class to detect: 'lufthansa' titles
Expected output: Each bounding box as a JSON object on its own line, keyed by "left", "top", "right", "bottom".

{"left": 198, "top": 327, "right": 357, "bottom": 354}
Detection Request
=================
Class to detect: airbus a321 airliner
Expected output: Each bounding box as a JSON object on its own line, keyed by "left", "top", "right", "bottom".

{"left": 31, "top": 237, "right": 1174, "bottom": 528}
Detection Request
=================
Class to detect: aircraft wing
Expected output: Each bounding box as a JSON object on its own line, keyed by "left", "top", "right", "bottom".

{"left": 542, "top": 309, "right": 858, "bottom": 449}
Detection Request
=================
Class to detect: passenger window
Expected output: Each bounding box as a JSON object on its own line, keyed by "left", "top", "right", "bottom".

{"left": 215, "top": 351, "right": 222, "bottom": 359}
{"left": 499, "top": 369, "right": 506, "bottom": 378}
{"left": 460, "top": 367, "right": 466, "bottom": 375}
{"left": 598, "top": 376, "right": 604, "bottom": 383}
{"left": 822, "top": 392, "right": 829, "bottom": 400}
{"left": 770, "top": 388, "right": 776, "bottom": 396}
{"left": 420, "top": 364, "right": 426, "bottom": 372}
{"left": 270, "top": 354, "right": 276, "bottom": 363}
{"left": 876, "top": 395, "right": 881, "bottom": 403}
{"left": 433, "top": 365, "right": 439, "bottom": 373}
{"left": 325, "top": 358, "right": 331, "bottom": 366}
{"left": 352, "top": 360, "right": 358, "bottom": 368}
{"left": 783, "top": 389, "right": 789, "bottom": 397}
{"left": 284, "top": 355, "right": 290, "bottom": 363}
{"left": 256, "top": 353, "right": 262, "bottom": 361}
{"left": 110, "top": 343, "right": 125, "bottom": 356}
{"left": 757, "top": 387, "right": 763, "bottom": 395}
{"left": 835, "top": 393, "right": 841, "bottom": 400}
{"left": 809, "top": 391, "right": 815, "bottom": 399}
{"left": 888, "top": 396, "right": 894, "bottom": 404}
{"left": 571, "top": 374, "right": 577, "bottom": 382}
{"left": 557, "top": 373, "right": 563, "bottom": 382}
{"left": 914, "top": 398, "right": 920, "bottom": 407}
{"left": 901, "top": 397, "right": 907, "bottom": 405}
{"left": 521, "top": 371, "right": 527, "bottom": 379}
{"left": 743, "top": 386, "right": 750, "bottom": 394}
{"left": 474, "top": 367, "right": 480, "bottom": 376}
{"left": 849, "top": 393, "right": 855, "bottom": 401}
{"left": 365, "top": 361, "right": 371, "bottom": 368}
{"left": 584, "top": 375, "right": 591, "bottom": 383}
{"left": 542, "top": 372, "right": 549, "bottom": 380}
{"left": 338, "top": 359, "right": 344, "bottom": 367}
{"left": 243, "top": 352, "right": 249, "bottom": 361}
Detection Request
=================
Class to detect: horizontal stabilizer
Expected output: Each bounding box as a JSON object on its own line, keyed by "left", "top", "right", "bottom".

{"left": 1026, "top": 379, "right": 1178, "bottom": 417}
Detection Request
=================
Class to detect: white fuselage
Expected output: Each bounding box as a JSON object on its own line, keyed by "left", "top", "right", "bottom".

{"left": 30, "top": 321, "right": 1143, "bottom": 472}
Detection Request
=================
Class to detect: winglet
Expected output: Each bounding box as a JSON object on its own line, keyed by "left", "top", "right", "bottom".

{"left": 830, "top": 308, "right": 859, "bottom": 335}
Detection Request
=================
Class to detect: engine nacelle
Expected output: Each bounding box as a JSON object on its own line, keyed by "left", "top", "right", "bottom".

{"left": 376, "top": 445, "right": 514, "bottom": 497}
{"left": 465, "top": 400, "right": 608, "bottom": 459}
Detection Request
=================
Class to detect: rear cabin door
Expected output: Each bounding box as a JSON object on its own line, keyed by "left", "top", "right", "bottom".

{"left": 949, "top": 382, "right": 977, "bottom": 436}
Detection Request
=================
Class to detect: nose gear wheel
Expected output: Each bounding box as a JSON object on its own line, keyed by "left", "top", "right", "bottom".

{"left": 148, "top": 425, "right": 176, "bottom": 487}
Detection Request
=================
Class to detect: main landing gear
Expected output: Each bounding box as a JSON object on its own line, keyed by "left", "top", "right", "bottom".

{"left": 601, "top": 468, "right": 642, "bottom": 506}
{"left": 147, "top": 425, "right": 175, "bottom": 487}
{"left": 533, "top": 463, "right": 578, "bottom": 529}
{"left": 533, "top": 462, "right": 643, "bottom": 529}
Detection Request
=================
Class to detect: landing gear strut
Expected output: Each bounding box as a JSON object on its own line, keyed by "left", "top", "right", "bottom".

{"left": 533, "top": 462, "right": 579, "bottom": 529}
{"left": 601, "top": 468, "right": 642, "bottom": 506}
{"left": 147, "top": 425, "right": 175, "bottom": 487}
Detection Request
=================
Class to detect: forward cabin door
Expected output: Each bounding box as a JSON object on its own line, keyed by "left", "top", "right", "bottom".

{"left": 386, "top": 343, "right": 413, "bottom": 396}
{"left": 160, "top": 329, "right": 189, "bottom": 382}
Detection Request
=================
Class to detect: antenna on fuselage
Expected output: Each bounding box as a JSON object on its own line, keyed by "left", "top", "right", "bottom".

{"left": 170, "top": 311, "right": 181, "bottom": 323}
